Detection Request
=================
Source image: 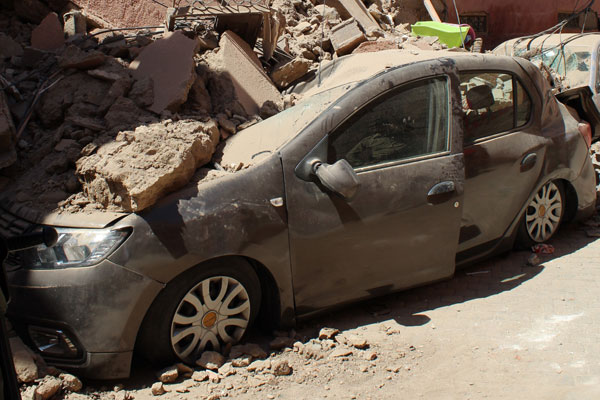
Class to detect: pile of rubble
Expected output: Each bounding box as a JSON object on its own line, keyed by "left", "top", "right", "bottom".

{"left": 0, "top": 0, "right": 450, "bottom": 215}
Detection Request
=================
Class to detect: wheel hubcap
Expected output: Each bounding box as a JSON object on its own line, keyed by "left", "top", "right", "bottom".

{"left": 525, "top": 182, "right": 562, "bottom": 243}
{"left": 170, "top": 276, "right": 251, "bottom": 362}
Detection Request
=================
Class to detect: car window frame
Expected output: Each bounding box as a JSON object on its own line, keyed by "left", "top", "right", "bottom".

{"left": 327, "top": 75, "right": 453, "bottom": 174}
{"left": 459, "top": 69, "right": 534, "bottom": 146}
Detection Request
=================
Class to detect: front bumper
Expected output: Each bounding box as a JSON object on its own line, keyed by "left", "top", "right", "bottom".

{"left": 6, "top": 258, "right": 163, "bottom": 379}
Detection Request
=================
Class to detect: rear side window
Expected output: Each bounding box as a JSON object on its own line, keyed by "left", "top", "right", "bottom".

{"left": 460, "top": 72, "right": 532, "bottom": 143}
{"left": 329, "top": 76, "right": 449, "bottom": 169}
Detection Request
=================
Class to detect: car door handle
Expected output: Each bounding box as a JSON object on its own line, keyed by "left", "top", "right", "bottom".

{"left": 427, "top": 181, "right": 456, "bottom": 205}
{"left": 521, "top": 153, "right": 537, "bottom": 172}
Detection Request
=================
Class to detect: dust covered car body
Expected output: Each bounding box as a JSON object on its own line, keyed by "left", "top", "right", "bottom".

{"left": 2, "top": 51, "right": 596, "bottom": 379}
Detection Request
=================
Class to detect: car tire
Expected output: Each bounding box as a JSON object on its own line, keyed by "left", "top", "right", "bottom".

{"left": 137, "top": 258, "right": 261, "bottom": 366}
{"left": 516, "top": 180, "right": 565, "bottom": 248}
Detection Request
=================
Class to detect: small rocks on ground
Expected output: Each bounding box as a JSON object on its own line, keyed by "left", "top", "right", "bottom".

{"left": 318, "top": 327, "right": 340, "bottom": 340}
{"left": 151, "top": 382, "right": 166, "bottom": 396}
{"left": 157, "top": 365, "right": 178, "bottom": 383}
{"left": 196, "top": 351, "right": 226, "bottom": 370}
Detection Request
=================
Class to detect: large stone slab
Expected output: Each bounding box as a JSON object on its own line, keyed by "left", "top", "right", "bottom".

{"left": 210, "top": 30, "right": 282, "bottom": 115}
{"left": 31, "top": 12, "right": 65, "bottom": 51}
{"left": 76, "top": 119, "right": 220, "bottom": 212}
{"left": 129, "top": 31, "right": 199, "bottom": 114}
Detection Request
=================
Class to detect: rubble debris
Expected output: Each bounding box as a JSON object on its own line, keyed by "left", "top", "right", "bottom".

{"left": 151, "top": 382, "right": 167, "bottom": 396}
{"left": 230, "top": 343, "right": 268, "bottom": 359}
{"left": 270, "top": 57, "right": 312, "bottom": 89}
{"left": 59, "top": 46, "right": 106, "bottom": 70}
{"left": 196, "top": 350, "right": 226, "bottom": 370}
{"left": 59, "top": 373, "right": 83, "bottom": 392}
{"left": 76, "top": 119, "right": 220, "bottom": 212}
{"left": 353, "top": 39, "right": 398, "bottom": 53}
{"left": 9, "top": 336, "right": 38, "bottom": 384}
{"left": 34, "top": 376, "right": 62, "bottom": 400}
{"left": 129, "top": 31, "right": 199, "bottom": 114}
{"left": 157, "top": 365, "right": 179, "bottom": 383}
{"left": 318, "top": 327, "right": 340, "bottom": 340}
{"left": 330, "top": 0, "right": 380, "bottom": 32}
{"left": 63, "top": 10, "right": 87, "bottom": 38}
{"left": 14, "top": 0, "right": 52, "bottom": 24}
{"left": 0, "top": 32, "right": 23, "bottom": 59}
{"left": 205, "top": 30, "right": 282, "bottom": 116}
{"left": 330, "top": 18, "right": 367, "bottom": 56}
{"left": 0, "top": 90, "right": 17, "bottom": 169}
{"left": 31, "top": 12, "right": 64, "bottom": 51}
{"left": 192, "top": 370, "right": 209, "bottom": 382}
{"left": 271, "top": 359, "right": 293, "bottom": 376}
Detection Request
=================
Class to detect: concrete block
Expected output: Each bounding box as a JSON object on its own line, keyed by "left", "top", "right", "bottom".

{"left": 129, "top": 31, "right": 199, "bottom": 114}
{"left": 213, "top": 30, "right": 282, "bottom": 115}
{"left": 330, "top": 18, "right": 367, "bottom": 56}
{"left": 31, "top": 12, "right": 65, "bottom": 51}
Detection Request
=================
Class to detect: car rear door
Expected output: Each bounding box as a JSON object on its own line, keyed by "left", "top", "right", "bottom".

{"left": 280, "top": 61, "right": 466, "bottom": 313}
{"left": 455, "top": 63, "right": 544, "bottom": 261}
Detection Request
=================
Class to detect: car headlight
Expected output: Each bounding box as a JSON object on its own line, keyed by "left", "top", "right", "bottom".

{"left": 19, "top": 228, "right": 130, "bottom": 269}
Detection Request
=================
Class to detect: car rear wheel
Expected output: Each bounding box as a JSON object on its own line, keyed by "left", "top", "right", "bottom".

{"left": 137, "top": 258, "right": 261, "bottom": 365}
{"left": 517, "top": 180, "right": 565, "bottom": 247}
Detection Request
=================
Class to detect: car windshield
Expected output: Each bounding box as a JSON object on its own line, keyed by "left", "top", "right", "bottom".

{"left": 525, "top": 45, "right": 592, "bottom": 88}
{"left": 218, "top": 84, "right": 355, "bottom": 166}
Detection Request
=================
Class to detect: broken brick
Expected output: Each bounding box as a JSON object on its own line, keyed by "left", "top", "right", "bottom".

{"left": 330, "top": 18, "right": 367, "bottom": 56}
{"left": 270, "top": 57, "right": 312, "bottom": 89}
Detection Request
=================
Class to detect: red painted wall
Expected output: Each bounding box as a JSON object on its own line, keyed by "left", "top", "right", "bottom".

{"left": 443, "top": 0, "right": 600, "bottom": 49}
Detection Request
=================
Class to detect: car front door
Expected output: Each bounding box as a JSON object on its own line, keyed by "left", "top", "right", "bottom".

{"left": 280, "top": 62, "right": 465, "bottom": 313}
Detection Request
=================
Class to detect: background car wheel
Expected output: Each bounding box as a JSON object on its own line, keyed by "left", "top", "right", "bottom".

{"left": 137, "top": 258, "right": 261, "bottom": 365}
{"left": 517, "top": 180, "right": 565, "bottom": 248}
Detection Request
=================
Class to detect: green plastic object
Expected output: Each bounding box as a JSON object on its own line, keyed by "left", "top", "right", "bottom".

{"left": 411, "top": 21, "right": 470, "bottom": 48}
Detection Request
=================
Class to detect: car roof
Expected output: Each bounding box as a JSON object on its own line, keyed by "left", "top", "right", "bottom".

{"left": 293, "top": 49, "right": 518, "bottom": 97}
{"left": 494, "top": 33, "right": 600, "bottom": 55}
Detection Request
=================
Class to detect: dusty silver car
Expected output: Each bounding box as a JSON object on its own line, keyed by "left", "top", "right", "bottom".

{"left": 1, "top": 51, "right": 596, "bottom": 379}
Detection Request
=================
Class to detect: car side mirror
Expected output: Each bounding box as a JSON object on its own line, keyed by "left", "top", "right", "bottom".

{"left": 312, "top": 159, "right": 360, "bottom": 201}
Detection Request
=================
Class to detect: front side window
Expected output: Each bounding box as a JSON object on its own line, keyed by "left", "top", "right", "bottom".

{"left": 329, "top": 77, "right": 449, "bottom": 169}
{"left": 460, "top": 72, "right": 532, "bottom": 143}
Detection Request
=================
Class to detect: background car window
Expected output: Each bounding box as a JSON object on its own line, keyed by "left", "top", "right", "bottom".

{"left": 460, "top": 72, "right": 531, "bottom": 143}
{"left": 329, "top": 77, "right": 449, "bottom": 169}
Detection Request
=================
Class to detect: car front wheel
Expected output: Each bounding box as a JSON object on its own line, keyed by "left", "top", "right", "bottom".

{"left": 137, "top": 258, "right": 261, "bottom": 365}
{"left": 517, "top": 180, "right": 565, "bottom": 247}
